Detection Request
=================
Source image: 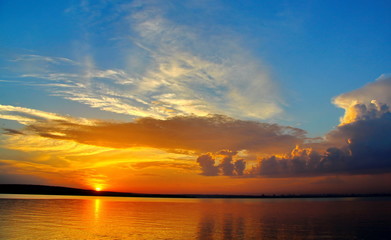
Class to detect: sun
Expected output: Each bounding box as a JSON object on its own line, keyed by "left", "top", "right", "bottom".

{"left": 95, "top": 187, "right": 102, "bottom": 191}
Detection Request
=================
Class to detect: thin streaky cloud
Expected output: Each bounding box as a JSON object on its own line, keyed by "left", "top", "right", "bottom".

{"left": 7, "top": 1, "right": 283, "bottom": 121}
{"left": 11, "top": 54, "right": 79, "bottom": 65}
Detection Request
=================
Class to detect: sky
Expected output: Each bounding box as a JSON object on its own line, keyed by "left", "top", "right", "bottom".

{"left": 0, "top": 0, "right": 390, "bottom": 195}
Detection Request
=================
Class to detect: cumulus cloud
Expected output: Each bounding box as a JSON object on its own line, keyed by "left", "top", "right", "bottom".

{"left": 218, "top": 150, "right": 236, "bottom": 176}
{"left": 250, "top": 146, "right": 348, "bottom": 177}
{"left": 234, "top": 159, "right": 246, "bottom": 176}
{"left": 333, "top": 74, "right": 391, "bottom": 124}
{"left": 326, "top": 112, "right": 391, "bottom": 173}
{"left": 326, "top": 75, "right": 391, "bottom": 173}
{"left": 248, "top": 75, "right": 391, "bottom": 177}
{"left": 196, "top": 151, "right": 247, "bottom": 176}
{"left": 192, "top": 76, "right": 391, "bottom": 177}
{"left": 251, "top": 112, "right": 391, "bottom": 176}
{"left": 196, "top": 154, "right": 219, "bottom": 176}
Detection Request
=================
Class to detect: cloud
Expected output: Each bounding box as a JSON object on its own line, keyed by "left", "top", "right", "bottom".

{"left": 9, "top": 112, "right": 304, "bottom": 154}
{"left": 326, "top": 111, "right": 391, "bottom": 173}
{"left": 3, "top": 75, "right": 391, "bottom": 179}
{"left": 125, "top": 0, "right": 283, "bottom": 119}
{"left": 333, "top": 74, "right": 391, "bottom": 124}
{"left": 1, "top": 105, "right": 305, "bottom": 180}
{"left": 250, "top": 120, "right": 391, "bottom": 176}
{"left": 249, "top": 75, "right": 391, "bottom": 177}
{"left": 326, "top": 75, "right": 391, "bottom": 173}
{"left": 0, "top": 104, "right": 76, "bottom": 125}
{"left": 0, "top": 157, "right": 109, "bottom": 188}
{"left": 1, "top": 133, "right": 109, "bottom": 158}
{"left": 8, "top": 0, "right": 282, "bottom": 121}
{"left": 218, "top": 150, "right": 237, "bottom": 176}
{"left": 196, "top": 154, "right": 219, "bottom": 176}
{"left": 196, "top": 151, "right": 247, "bottom": 176}
{"left": 250, "top": 146, "right": 348, "bottom": 177}
{"left": 234, "top": 159, "right": 246, "bottom": 176}
{"left": 131, "top": 161, "right": 197, "bottom": 171}
{"left": 0, "top": 104, "right": 96, "bottom": 125}
{"left": 12, "top": 54, "right": 78, "bottom": 65}
{"left": 2, "top": 129, "right": 24, "bottom": 135}
{"left": 0, "top": 105, "right": 198, "bottom": 181}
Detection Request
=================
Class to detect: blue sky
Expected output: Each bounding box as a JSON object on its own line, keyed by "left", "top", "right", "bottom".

{"left": 1, "top": 0, "right": 390, "bottom": 136}
{"left": 0, "top": 0, "right": 389, "bottom": 138}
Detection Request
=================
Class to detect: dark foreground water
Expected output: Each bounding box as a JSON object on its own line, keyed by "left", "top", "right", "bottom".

{"left": 0, "top": 195, "right": 390, "bottom": 240}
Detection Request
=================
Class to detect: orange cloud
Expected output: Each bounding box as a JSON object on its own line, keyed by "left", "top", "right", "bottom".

{"left": 18, "top": 114, "right": 306, "bottom": 155}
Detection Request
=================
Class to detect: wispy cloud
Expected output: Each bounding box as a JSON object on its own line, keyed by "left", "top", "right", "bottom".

{"left": 8, "top": 0, "right": 282, "bottom": 121}
{"left": 11, "top": 54, "right": 79, "bottom": 65}
{"left": 0, "top": 104, "right": 197, "bottom": 187}
{"left": 0, "top": 104, "right": 95, "bottom": 125}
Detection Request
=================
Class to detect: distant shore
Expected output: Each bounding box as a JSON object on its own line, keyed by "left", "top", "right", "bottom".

{"left": 1, "top": 184, "right": 391, "bottom": 199}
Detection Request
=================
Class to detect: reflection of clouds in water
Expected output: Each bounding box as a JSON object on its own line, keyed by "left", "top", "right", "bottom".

{"left": 197, "top": 214, "right": 215, "bottom": 240}
{"left": 235, "top": 217, "right": 245, "bottom": 240}
{"left": 1, "top": 198, "right": 390, "bottom": 239}
{"left": 223, "top": 214, "right": 234, "bottom": 240}
{"left": 197, "top": 211, "right": 246, "bottom": 240}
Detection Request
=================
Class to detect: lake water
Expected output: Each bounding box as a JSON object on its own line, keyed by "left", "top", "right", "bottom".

{"left": 0, "top": 195, "right": 390, "bottom": 240}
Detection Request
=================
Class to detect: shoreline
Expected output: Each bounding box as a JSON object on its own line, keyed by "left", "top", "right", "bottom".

{"left": 1, "top": 184, "right": 391, "bottom": 199}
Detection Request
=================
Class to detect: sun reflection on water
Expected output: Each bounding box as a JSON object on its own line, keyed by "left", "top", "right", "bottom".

{"left": 94, "top": 198, "right": 101, "bottom": 221}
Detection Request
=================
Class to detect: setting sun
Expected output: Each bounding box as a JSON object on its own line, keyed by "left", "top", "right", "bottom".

{"left": 95, "top": 187, "right": 102, "bottom": 191}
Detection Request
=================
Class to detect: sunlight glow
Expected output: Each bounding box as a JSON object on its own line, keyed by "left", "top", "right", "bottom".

{"left": 94, "top": 199, "right": 101, "bottom": 220}
{"left": 95, "top": 187, "right": 102, "bottom": 191}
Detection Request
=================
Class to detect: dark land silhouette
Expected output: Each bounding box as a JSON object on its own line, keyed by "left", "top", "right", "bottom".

{"left": 1, "top": 184, "right": 391, "bottom": 199}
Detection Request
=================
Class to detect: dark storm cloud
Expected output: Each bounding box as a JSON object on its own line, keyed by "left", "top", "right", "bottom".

{"left": 250, "top": 146, "right": 349, "bottom": 177}
{"left": 245, "top": 77, "right": 391, "bottom": 177}
{"left": 249, "top": 105, "right": 391, "bottom": 177}
{"left": 327, "top": 111, "right": 391, "bottom": 173}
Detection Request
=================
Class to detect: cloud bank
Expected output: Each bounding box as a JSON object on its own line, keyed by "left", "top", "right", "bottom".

{"left": 251, "top": 110, "right": 391, "bottom": 176}
{"left": 2, "top": 76, "right": 391, "bottom": 178}
{"left": 0, "top": 106, "right": 304, "bottom": 154}
{"left": 248, "top": 75, "right": 391, "bottom": 177}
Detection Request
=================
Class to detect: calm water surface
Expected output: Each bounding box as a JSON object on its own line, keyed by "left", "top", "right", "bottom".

{"left": 0, "top": 194, "right": 390, "bottom": 240}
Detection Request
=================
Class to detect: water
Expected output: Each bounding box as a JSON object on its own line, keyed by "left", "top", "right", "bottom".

{"left": 0, "top": 195, "right": 390, "bottom": 240}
